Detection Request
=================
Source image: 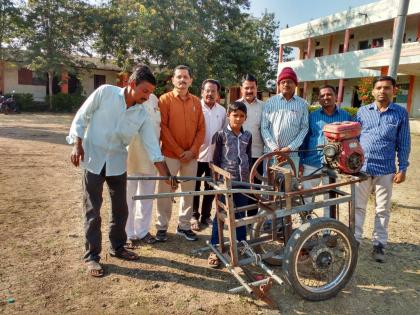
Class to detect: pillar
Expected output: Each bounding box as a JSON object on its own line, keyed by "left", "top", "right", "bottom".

{"left": 338, "top": 29, "right": 351, "bottom": 104}
{"left": 407, "top": 75, "right": 415, "bottom": 115}
{"left": 328, "top": 35, "right": 334, "bottom": 55}
{"left": 279, "top": 44, "right": 284, "bottom": 63}
{"left": 380, "top": 66, "right": 389, "bottom": 76}
{"left": 303, "top": 38, "right": 313, "bottom": 99}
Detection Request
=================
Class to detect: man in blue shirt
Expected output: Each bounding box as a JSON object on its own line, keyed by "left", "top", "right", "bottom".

{"left": 68, "top": 65, "right": 176, "bottom": 277}
{"left": 300, "top": 85, "right": 352, "bottom": 216}
{"left": 356, "top": 76, "right": 411, "bottom": 263}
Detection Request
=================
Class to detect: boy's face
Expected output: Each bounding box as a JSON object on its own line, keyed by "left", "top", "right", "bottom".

{"left": 228, "top": 109, "right": 247, "bottom": 129}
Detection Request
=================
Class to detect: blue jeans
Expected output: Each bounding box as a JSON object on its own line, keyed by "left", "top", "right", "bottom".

{"left": 210, "top": 193, "right": 248, "bottom": 245}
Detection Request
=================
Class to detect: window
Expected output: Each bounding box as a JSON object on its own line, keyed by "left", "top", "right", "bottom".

{"left": 18, "top": 68, "right": 33, "bottom": 85}
{"left": 18, "top": 68, "right": 45, "bottom": 86}
{"left": 339, "top": 44, "right": 344, "bottom": 53}
{"left": 358, "top": 40, "right": 369, "bottom": 50}
{"left": 315, "top": 48, "right": 323, "bottom": 57}
{"left": 94, "top": 75, "right": 106, "bottom": 89}
{"left": 372, "top": 38, "right": 383, "bottom": 48}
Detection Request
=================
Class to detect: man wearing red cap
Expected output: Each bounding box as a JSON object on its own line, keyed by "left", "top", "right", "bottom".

{"left": 260, "top": 67, "right": 309, "bottom": 173}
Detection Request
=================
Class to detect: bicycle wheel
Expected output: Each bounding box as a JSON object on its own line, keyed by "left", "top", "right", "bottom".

{"left": 282, "top": 218, "right": 358, "bottom": 301}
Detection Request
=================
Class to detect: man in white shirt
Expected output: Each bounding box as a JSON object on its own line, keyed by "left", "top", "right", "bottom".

{"left": 192, "top": 79, "right": 226, "bottom": 230}
{"left": 237, "top": 74, "right": 265, "bottom": 216}
{"left": 125, "top": 94, "right": 161, "bottom": 246}
{"left": 67, "top": 65, "right": 176, "bottom": 277}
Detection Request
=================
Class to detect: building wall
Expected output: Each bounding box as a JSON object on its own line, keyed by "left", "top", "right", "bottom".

{"left": 412, "top": 76, "right": 420, "bottom": 117}
{"left": 4, "top": 64, "right": 46, "bottom": 101}
{"left": 78, "top": 69, "right": 119, "bottom": 96}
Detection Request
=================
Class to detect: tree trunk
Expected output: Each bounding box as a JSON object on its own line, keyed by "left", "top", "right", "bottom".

{"left": 48, "top": 71, "right": 53, "bottom": 111}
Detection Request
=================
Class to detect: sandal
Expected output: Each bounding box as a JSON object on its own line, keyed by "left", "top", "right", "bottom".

{"left": 140, "top": 232, "right": 156, "bottom": 244}
{"left": 191, "top": 219, "right": 200, "bottom": 231}
{"left": 125, "top": 239, "right": 141, "bottom": 249}
{"left": 110, "top": 248, "right": 139, "bottom": 261}
{"left": 86, "top": 261, "right": 104, "bottom": 277}
{"left": 208, "top": 252, "right": 221, "bottom": 268}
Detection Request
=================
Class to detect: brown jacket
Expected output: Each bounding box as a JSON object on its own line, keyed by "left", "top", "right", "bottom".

{"left": 159, "top": 90, "right": 205, "bottom": 159}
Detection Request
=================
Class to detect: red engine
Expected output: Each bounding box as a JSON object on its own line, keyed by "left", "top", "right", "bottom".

{"left": 322, "top": 121, "right": 364, "bottom": 174}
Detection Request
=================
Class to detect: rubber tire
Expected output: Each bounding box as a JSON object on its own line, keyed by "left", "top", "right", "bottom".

{"left": 282, "top": 218, "right": 358, "bottom": 301}
{"left": 250, "top": 213, "right": 285, "bottom": 266}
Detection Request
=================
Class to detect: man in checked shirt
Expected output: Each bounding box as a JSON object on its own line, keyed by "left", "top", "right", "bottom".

{"left": 356, "top": 76, "right": 411, "bottom": 263}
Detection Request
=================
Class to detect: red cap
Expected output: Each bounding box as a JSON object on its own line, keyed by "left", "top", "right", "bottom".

{"left": 277, "top": 67, "right": 298, "bottom": 85}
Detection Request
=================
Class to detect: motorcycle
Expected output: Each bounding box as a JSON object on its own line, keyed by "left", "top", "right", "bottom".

{"left": 0, "top": 90, "right": 20, "bottom": 114}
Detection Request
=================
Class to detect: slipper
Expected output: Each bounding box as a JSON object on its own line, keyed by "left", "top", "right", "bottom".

{"left": 191, "top": 219, "right": 200, "bottom": 231}
{"left": 110, "top": 248, "right": 139, "bottom": 261}
{"left": 208, "top": 252, "right": 221, "bottom": 268}
{"left": 86, "top": 261, "right": 104, "bottom": 277}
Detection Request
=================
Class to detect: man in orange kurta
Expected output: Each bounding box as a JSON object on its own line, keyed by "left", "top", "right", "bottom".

{"left": 155, "top": 65, "right": 205, "bottom": 242}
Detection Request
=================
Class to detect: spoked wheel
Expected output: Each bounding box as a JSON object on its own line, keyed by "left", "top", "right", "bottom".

{"left": 282, "top": 218, "right": 358, "bottom": 301}
{"left": 250, "top": 211, "right": 285, "bottom": 266}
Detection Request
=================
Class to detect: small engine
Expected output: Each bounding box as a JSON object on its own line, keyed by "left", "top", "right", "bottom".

{"left": 322, "top": 121, "right": 364, "bottom": 174}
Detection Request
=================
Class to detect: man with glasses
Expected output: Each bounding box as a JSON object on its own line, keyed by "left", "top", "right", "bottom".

{"left": 261, "top": 67, "right": 309, "bottom": 173}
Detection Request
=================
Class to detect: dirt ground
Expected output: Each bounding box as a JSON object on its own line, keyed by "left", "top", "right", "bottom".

{"left": 0, "top": 113, "right": 419, "bottom": 315}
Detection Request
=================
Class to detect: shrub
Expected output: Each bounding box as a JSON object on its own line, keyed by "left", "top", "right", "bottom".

{"left": 2, "top": 93, "right": 48, "bottom": 112}
{"left": 307, "top": 104, "right": 358, "bottom": 117}
{"left": 47, "top": 93, "right": 86, "bottom": 112}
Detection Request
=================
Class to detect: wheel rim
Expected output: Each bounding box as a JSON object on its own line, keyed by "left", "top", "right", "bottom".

{"left": 293, "top": 226, "right": 353, "bottom": 293}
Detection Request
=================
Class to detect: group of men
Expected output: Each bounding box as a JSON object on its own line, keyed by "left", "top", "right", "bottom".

{"left": 67, "top": 64, "right": 410, "bottom": 277}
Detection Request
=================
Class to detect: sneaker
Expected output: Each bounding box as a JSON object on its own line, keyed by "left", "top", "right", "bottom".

{"left": 199, "top": 218, "right": 213, "bottom": 229}
{"left": 140, "top": 232, "right": 157, "bottom": 244}
{"left": 155, "top": 230, "right": 168, "bottom": 242}
{"left": 176, "top": 226, "right": 198, "bottom": 241}
{"left": 372, "top": 243, "right": 385, "bottom": 263}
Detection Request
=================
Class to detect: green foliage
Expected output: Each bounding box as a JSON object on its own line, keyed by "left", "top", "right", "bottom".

{"left": 21, "top": 0, "right": 93, "bottom": 109}
{"left": 47, "top": 93, "right": 86, "bottom": 112}
{"left": 0, "top": 0, "right": 24, "bottom": 61}
{"left": 340, "top": 106, "right": 358, "bottom": 117}
{"left": 308, "top": 104, "right": 357, "bottom": 117}
{"left": 308, "top": 105, "right": 320, "bottom": 112}
{"left": 92, "top": 0, "right": 278, "bottom": 93}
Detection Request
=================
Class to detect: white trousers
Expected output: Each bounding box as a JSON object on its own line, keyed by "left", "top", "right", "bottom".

{"left": 355, "top": 173, "right": 394, "bottom": 246}
{"left": 156, "top": 157, "right": 198, "bottom": 231}
{"left": 126, "top": 172, "right": 157, "bottom": 240}
{"left": 302, "top": 164, "right": 329, "bottom": 217}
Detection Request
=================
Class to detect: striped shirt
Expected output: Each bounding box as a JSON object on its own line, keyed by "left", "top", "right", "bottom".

{"left": 301, "top": 107, "right": 352, "bottom": 168}
{"left": 357, "top": 102, "right": 410, "bottom": 176}
{"left": 261, "top": 94, "right": 309, "bottom": 157}
{"left": 237, "top": 97, "right": 265, "bottom": 158}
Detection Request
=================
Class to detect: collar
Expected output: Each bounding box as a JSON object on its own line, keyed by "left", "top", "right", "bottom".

{"left": 201, "top": 99, "right": 220, "bottom": 110}
{"left": 279, "top": 93, "right": 296, "bottom": 101}
{"left": 173, "top": 89, "right": 191, "bottom": 99}
{"left": 369, "top": 102, "right": 395, "bottom": 112}
{"left": 227, "top": 124, "right": 243, "bottom": 136}
{"left": 320, "top": 105, "right": 339, "bottom": 115}
{"left": 239, "top": 97, "right": 260, "bottom": 105}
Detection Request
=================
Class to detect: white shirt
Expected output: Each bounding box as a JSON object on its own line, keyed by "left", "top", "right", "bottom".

{"left": 238, "top": 97, "right": 265, "bottom": 158}
{"left": 127, "top": 94, "right": 161, "bottom": 174}
{"left": 198, "top": 100, "right": 226, "bottom": 162}
{"left": 66, "top": 85, "right": 164, "bottom": 176}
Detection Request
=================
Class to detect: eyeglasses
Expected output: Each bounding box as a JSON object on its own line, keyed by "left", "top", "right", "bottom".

{"left": 278, "top": 80, "right": 295, "bottom": 85}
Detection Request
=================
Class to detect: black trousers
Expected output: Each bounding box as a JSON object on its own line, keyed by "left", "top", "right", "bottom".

{"left": 82, "top": 167, "right": 128, "bottom": 262}
{"left": 192, "top": 161, "right": 215, "bottom": 223}
{"left": 248, "top": 157, "right": 263, "bottom": 216}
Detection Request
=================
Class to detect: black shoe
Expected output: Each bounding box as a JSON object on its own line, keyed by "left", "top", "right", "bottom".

{"left": 372, "top": 243, "right": 385, "bottom": 263}
{"left": 155, "top": 230, "right": 167, "bottom": 242}
{"left": 176, "top": 226, "right": 198, "bottom": 241}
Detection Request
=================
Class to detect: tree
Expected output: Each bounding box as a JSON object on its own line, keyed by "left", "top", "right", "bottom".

{"left": 0, "top": 0, "right": 24, "bottom": 93}
{"left": 21, "top": 0, "right": 93, "bottom": 109}
{"left": 92, "top": 0, "right": 279, "bottom": 93}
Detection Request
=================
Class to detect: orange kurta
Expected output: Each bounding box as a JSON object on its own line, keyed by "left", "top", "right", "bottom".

{"left": 159, "top": 90, "right": 205, "bottom": 159}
